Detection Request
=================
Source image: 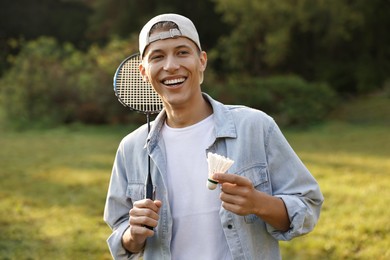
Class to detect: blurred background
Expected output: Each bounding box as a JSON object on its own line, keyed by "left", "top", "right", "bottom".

{"left": 1, "top": 0, "right": 389, "bottom": 128}
{"left": 0, "top": 0, "right": 389, "bottom": 259}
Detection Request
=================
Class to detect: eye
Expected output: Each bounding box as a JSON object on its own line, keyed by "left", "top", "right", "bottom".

{"left": 150, "top": 54, "right": 163, "bottom": 60}
{"left": 148, "top": 52, "right": 164, "bottom": 62}
{"left": 178, "top": 49, "right": 190, "bottom": 56}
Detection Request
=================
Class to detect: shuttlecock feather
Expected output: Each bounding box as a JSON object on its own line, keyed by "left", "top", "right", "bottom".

{"left": 206, "top": 152, "right": 234, "bottom": 190}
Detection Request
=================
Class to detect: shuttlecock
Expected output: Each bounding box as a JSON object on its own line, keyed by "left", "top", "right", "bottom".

{"left": 207, "top": 152, "right": 234, "bottom": 190}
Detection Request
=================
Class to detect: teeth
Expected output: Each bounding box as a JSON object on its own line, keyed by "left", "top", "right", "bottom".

{"left": 163, "top": 78, "right": 185, "bottom": 85}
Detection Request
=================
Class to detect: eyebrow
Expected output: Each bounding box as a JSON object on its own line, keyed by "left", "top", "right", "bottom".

{"left": 148, "top": 43, "right": 194, "bottom": 56}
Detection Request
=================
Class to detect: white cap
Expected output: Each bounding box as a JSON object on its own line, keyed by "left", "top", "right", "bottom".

{"left": 139, "top": 13, "right": 201, "bottom": 57}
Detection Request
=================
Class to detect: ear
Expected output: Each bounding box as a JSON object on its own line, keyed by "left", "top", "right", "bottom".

{"left": 139, "top": 62, "right": 149, "bottom": 82}
{"left": 199, "top": 51, "right": 207, "bottom": 84}
{"left": 199, "top": 51, "right": 208, "bottom": 72}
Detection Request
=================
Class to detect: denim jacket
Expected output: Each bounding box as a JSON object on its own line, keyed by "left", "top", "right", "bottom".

{"left": 104, "top": 93, "right": 324, "bottom": 260}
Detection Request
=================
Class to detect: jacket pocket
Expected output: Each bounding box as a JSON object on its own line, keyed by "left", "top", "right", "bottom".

{"left": 126, "top": 183, "right": 145, "bottom": 203}
{"left": 236, "top": 163, "right": 270, "bottom": 223}
{"left": 237, "top": 163, "right": 269, "bottom": 191}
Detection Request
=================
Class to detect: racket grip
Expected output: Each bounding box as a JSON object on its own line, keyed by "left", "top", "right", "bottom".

{"left": 145, "top": 182, "right": 155, "bottom": 200}
{"left": 145, "top": 182, "right": 155, "bottom": 230}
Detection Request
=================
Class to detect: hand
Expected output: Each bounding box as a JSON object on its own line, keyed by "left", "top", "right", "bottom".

{"left": 212, "top": 173, "right": 290, "bottom": 231}
{"left": 129, "top": 199, "right": 162, "bottom": 237}
{"left": 122, "top": 199, "right": 162, "bottom": 253}
{"left": 212, "top": 173, "right": 259, "bottom": 216}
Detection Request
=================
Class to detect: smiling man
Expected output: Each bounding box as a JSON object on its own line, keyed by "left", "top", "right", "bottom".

{"left": 104, "top": 13, "right": 324, "bottom": 260}
{"left": 139, "top": 21, "right": 210, "bottom": 128}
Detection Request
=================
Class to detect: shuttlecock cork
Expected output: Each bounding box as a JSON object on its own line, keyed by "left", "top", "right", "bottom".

{"left": 207, "top": 152, "right": 234, "bottom": 190}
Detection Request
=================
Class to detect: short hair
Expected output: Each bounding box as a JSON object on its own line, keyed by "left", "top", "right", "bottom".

{"left": 149, "top": 21, "right": 178, "bottom": 36}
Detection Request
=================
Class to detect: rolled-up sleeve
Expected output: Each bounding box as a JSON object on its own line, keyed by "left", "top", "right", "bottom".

{"left": 107, "top": 222, "right": 131, "bottom": 259}
{"left": 104, "top": 141, "right": 136, "bottom": 259}
{"left": 264, "top": 121, "right": 324, "bottom": 241}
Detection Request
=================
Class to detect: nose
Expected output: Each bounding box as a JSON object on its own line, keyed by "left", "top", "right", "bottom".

{"left": 163, "top": 55, "right": 180, "bottom": 72}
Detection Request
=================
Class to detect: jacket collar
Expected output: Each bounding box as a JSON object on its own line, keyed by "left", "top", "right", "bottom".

{"left": 146, "top": 93, "right": 237, "bottom": 150}
{"left": 203, "top": 93, "right": 237, "bottom": 139}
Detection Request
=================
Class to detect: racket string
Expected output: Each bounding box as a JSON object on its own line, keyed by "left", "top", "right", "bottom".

{"left": 115, "top": 54, "right": 163, "bottom": 114}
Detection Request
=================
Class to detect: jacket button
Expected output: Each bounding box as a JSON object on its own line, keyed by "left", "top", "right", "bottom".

{"left": 227, "top": 224, "right": 233, "bottom": 229}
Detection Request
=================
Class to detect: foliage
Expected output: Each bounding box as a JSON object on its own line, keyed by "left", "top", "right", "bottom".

{"left": 1, "top": 0, "right": 388, "bottom": 129}
{"left": 208, "top": 74, "right": 337, "bottom": 127}
{"left": 0, "top": 0, "right": 92, "bottom": 75}
{"left": 0, "top": 36, "right": 141, "bottom": 129}
{"left": 213, "top": 0, "right": 390, "bottom": 94}
{"left": 1, "top": 36, "right": 337, "bottom": 128}
{"left": 1, "top": 0, "right": 389, "bottom": 96}
{"left": 86, "top": 0, "right": 228, "bottom": 50}
{"left": 0, "top": 122, "right": 389, "bottom": 259}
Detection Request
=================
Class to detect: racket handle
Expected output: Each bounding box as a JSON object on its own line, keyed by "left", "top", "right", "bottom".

{"left": 145, "top": 123, "right": 155, "bottom": 231}
{"left": 145, "top": 181, "right": 155, "bottom": 230}
{"left": 145, "top": 182, "right": 155, "bottom": 200}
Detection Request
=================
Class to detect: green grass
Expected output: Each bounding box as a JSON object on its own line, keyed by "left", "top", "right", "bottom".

{"left": 0, "top": 125, "right": 133, "bottom": 259}
{"left": 280, "top": 122, "right": 390, "bottom": 259}
{"left": 0, "top": 121, "right": 389, "bottom": 259}
{"left": 329, "top": 92, "right": 390, "bottom": 125}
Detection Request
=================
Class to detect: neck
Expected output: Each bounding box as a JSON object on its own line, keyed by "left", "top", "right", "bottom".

{"left": 164, "top": 94, "right": 212, "bottom": 128}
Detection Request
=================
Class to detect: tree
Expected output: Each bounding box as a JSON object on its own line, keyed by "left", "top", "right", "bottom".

{"left": 213, "top": 0, "right": 390, "bottom": 94}
{"left": 0, "top": 0, "right": 91, "bottom": 75}
{"left": 86, "top": 0, "right": 229, "bottom": 51}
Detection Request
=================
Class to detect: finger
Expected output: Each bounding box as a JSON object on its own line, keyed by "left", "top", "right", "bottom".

{"left": 130, "top": 214, "right": 159, "bottom": 228}
{"left": 213, "top": 173, "right": 252, "bottom": 187}
{"left": 130, "top": 207, "right": 159, "bottom": 219}
{"left": 221, "top": 200, "right": 237, "bottom": 212}
{"left": 220, "top": 191, "right": 244, "bottom": 205}
{"left": 154, "top": 200, "right": 163, "bottom": 211}
{"left": 128, "top": 223, "right": 154, "bottom": 238}
{"left": 221, "top": 182, "right": 253, "bottom": 197}
{"left": 129, "top": 208, "right": 160, "bottom": 228}
{"left": 219, "top": 191, "right": 253, "bottom": 216}
{"left": 133, "top": 199, "right": 160, "bottom": 212}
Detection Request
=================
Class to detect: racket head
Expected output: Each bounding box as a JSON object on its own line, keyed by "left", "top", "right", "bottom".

{"left": 113, "top": 53, "right": 163, "bottom": 114}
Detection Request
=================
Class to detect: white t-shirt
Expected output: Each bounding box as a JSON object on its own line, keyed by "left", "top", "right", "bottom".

{"left": 161, "top": 115, "right": 232, "bottom": 260}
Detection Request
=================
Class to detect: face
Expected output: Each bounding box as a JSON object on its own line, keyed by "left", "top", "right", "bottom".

{"left": 140, "top": 36, "right": 207, "bottom": 109}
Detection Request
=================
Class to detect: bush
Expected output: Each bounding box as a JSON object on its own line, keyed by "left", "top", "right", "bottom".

{"left": 0, "top": 36, "right": 140, "bottom": 129}
{"left": 209, "top": 74, "right": 337, "bottom": 127}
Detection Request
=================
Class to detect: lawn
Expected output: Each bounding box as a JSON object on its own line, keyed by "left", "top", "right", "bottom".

{"left": 281, "top": 122, "right": 390, "bottom": 259}
{"left": 0, "top": 121, "right": 389, "bottom": 259}
{"left": 0, "top": 125, "right": 130, "bottom": 259}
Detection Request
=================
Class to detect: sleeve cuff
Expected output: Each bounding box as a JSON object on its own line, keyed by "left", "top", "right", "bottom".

{"left": 266, "top": 195, "right": 311, "bottom": 241}
{"left": 107, "top": 222, "right": 143, "bottom": 259}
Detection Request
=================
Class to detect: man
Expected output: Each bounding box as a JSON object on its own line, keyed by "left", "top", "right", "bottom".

{"left": 104, "top": 13, "right": 323, "bottom": 260}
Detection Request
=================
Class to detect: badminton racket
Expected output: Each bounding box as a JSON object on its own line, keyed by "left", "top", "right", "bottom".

{"left": 113, "top": 53, "right": 164, "bottom": 228}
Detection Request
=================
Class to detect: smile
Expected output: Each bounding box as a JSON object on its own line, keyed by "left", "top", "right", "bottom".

{"left": 163, "top": 77, "right": 186, "bottom": 86}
